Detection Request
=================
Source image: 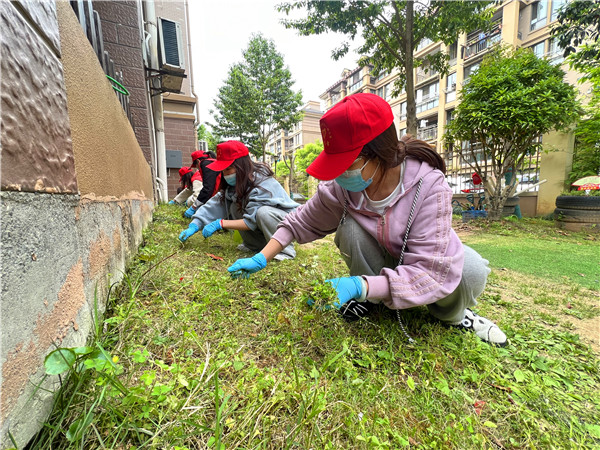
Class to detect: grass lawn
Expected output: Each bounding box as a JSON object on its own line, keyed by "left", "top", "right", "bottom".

{"left": 29, "top": 206, "right": 600, "bottom": 449}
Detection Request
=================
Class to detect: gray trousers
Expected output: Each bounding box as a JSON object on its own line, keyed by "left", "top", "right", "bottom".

{"left": 229, "top": 204, "right": 296, "bottom": 258}
{"left": 334, "top": 215, "right": 490, "bottom": 323}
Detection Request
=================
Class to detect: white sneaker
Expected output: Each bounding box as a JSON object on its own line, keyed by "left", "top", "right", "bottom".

{"left": 273, "top": 253, "right": 294, "bottom": 261}
{"left": 450, "top": 309, "right": 507, "bottom": 347}
{"left": 237, "top": 244, "right": 252, "bottom": 253}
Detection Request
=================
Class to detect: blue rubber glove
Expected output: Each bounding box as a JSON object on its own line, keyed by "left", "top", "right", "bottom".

{"left": 325, "top": 277, "right": 365, "bottom": 308}
{"left": 184, "top": 206, "right": 196, "bottom": 218}
{"left": 168, "top": 200, "right": 176, "bottom": 205}
{"left": 202, "top": 219, "right": 223, "bottom": 239}
{"left": 178, "top": 223, "right": 200, "bottom": 242}
{"left": 228, "top": 253, "right": 267, "bottom": 279}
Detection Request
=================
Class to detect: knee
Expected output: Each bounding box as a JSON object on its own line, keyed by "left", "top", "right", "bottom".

{"left": 461, "top": 245, "right": 490, "bottom": 293}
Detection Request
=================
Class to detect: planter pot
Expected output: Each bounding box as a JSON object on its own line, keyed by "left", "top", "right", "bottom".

{"left": 462, "top": 210, "right": 488, "bottom": 222}
{"left": 502, "top": 196, "right": 520, "bottom": 217}
{"left": 554, "top": 195, "right": 600, "bottom": 232}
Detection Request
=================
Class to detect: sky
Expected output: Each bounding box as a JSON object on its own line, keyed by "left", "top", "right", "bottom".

{"left": 187, "top": 0, "right": 362, "bottom": 126}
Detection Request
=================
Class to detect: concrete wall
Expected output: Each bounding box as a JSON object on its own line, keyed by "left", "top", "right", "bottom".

{"left": 0, "top": 2, "right": 154, "bottom": 447}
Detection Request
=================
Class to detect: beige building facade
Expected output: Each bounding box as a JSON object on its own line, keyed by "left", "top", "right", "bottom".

{"left": 267, "top": 100, "right": 324, "bottom": 168}
{"left": 320, "top": 0, "right": 583, "bottom": 216}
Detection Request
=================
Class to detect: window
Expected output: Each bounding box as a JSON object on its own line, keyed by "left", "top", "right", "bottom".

{"left": 400, "top": 102, "right": 407, "bottom": 121}
{"left": 546, "top": 38, "right": 565, "bottom": 65}
{"left": 416, "top": 38, "right": 433, "bottom": 51}
{"left": 463, "top": 63, "right": 480, "bottom": 84}
{"left": 448, "top": 42, "right": 458, "bottom": 65}
{"left": 446, "top": 72, "right": 457, "bottom": 102}
{"left": 446, "top": 109, "right": 454, "bottom": 125}
{"left": 530, "top": 1, "right": 547, "bottom": 31}
{"left": 530, "top": 41, "right": 545, "bottom": 58}
{"left": 551, "top": 0, "right": 566, "bottom": 21}
{"left": 399, "top": 128, "right": 407, "bottom": 138}
{"left": 416, "top": 82, "right": 439, "bottom": 113}
{"left": 377, "top": 83, "right": 391, "bottom": 100}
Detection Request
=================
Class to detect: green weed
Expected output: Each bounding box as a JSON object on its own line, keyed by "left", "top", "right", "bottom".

{"left": 27, "top": 206, "right": 600, "bottom": 449}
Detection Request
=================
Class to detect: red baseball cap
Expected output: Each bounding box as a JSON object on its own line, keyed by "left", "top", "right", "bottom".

{"left": 178, "top": 166, "right": 192, "bottom": 180}
{"left": 307, "top": 93, "right": 394, "bottom": 180}
{"left": 207, "top": 140, "right": 249, "bottom": 171}
{"left": 191, "top": 150, "right": 207, "bottom": 161}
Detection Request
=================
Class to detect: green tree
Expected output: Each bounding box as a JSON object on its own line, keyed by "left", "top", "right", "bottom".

{"left": 278, "top": 0, "right": 493, "bottom": 135}
{"left": 210, "top": 34, "right": 303, "bottom": 161}
{"left": 295, "top": 141, "right": 323, "bottom": 173}
{"left": 210, "top": 64, "right": 257, "bottom": 145}
{"left": 444, "top": 46, "right": 580, "bottom": 220}
{"left": 551, "top": 0, "right": 600, "bottom": 184}
{"left": 196, "top": 123, "right": 220, "bottom": 153}
{"left": 551, "top": 0, "right": 600, "bottom": 79}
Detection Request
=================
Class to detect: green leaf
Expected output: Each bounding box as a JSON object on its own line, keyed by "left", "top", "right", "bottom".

{"left": 483, "top": 421, "right": 498, "bottom": 428}
{"left": 407, "top": 376, "right": 416, "bottom": 391}
{"left": 513, "top": 369, "right": 525, "bottom": 382}
{"left": 44, "top": 348, "right": 76, "bottom": 375}
{"left": 233, "top": 361, "right": 245, "bottom": 371}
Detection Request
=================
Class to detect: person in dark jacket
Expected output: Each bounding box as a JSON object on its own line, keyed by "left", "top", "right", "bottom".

{"left": 184, "top": 150, "right": 222, "bottom": 218}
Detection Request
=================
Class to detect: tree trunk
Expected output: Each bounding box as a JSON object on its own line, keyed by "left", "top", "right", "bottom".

{"left": 405, "top": 1, "right": 417, "bottom": 136}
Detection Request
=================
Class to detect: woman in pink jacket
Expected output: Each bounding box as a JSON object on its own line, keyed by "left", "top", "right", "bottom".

{"left": 228, "top": 93, "right": 506, "bottom": 346}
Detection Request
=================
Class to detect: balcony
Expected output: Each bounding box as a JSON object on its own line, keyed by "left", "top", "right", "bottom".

{"left": 416, "top": 94, "right": 439, "bottom": 113}
{"left": 347, "top": 79, "right": 363, "bottom": 93}
{"left": 530, "top": 16, "right": 547, "bottom": 32}
{"left": 545, "top": 49, "right": 565, "bottom": 66}
{"left": 416, "top": 66, "right": 439, "bottom": 84}
{"left": 463, "top": 22, "right": 502, "bottom": 61}
{"left": 417, "top": 124, "right": 438, "bottom": 142}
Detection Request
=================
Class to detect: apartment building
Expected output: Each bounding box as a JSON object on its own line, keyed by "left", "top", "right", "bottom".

{"left": 267, "top": 100, "right": 324, "bottom": 167}
{"left": 319, "top": 0, "right": 581, "bottom": 216}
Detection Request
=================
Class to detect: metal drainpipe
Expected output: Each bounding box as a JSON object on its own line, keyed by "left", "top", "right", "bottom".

{"left": 184, "top": 0, "right": 200, "bottom": 139}
{"left": 143, "top": 0, "right": 169, "bottom": 202}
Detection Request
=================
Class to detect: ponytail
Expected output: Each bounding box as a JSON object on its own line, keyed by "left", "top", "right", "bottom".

{"left": 361, "top": 124, "right": 446, "bottom": 174}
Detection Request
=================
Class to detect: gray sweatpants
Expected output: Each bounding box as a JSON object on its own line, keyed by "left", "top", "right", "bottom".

{"left": 334, "top": 215, "right": 490, "bottom": 323}
{"left": 229, "top": 204, "right": 296, "bottom": 258}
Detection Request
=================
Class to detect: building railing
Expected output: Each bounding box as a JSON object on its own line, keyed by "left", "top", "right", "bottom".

{"left": 545, "top": 49, "right": 565, "bottom": 65}
{"left": 417, "top": 124, "right": 438, "bottom": 141}
{"left": 530, "top": 16, "right": 547, "bottom": 32}
{"left": 348, "top": 79, "right": 363, "bottom": 93}
{"left": 416, "top": 67, "right": 439, "bottom": 84}
{"left": 416, "top": 94, "right": 439, "bottom": 113}
{"left": 70, "top": 0, "right": 134, "bottom": 129}
{"left": 464, "top": 21, "right": 502, "bottom": 61}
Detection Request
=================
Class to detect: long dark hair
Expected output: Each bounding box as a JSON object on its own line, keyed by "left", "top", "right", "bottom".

{"left": 360, "top": 124, "right": 446, "bottom": 175}
{"left": 181, "top": 171, "right": 193, "bottom": 190}
{"left": 219, "top": 155, "right": 274, "bottom": 211}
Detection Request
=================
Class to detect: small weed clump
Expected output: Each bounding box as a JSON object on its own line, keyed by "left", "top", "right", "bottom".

{"left": 28, "top": 205, "right": 600, "bottom": 449}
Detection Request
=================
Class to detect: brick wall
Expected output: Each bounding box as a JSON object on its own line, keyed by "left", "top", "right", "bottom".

{"left": 164, "top": 116, "right": 197, "bottom": 199}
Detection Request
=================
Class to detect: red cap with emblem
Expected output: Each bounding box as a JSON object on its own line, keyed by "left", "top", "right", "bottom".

{"left": 207, "top": 140, "right": 249, "bottom": 171}
{"left": 307, "top": 93, "right": 394, "bottom": 181}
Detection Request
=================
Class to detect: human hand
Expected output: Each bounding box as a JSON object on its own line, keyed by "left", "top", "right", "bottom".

{"left": 202, "top": 219, "right": 223, "bottom": 238}
{"left": 178, "top": 223, "right": 200, "bottom": 242}
{"left": 184, "top": 206, "right": 196, "bottom": 218}
{"left": 228, "top": 253, "right": 267, "bottom": 279}
{"left": 325, "top": 277, "right": 365, "bottom": 308}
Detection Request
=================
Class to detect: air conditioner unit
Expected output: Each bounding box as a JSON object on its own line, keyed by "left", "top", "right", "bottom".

{"left": 158, "top": 17, "right": 184, "bottom": 70}
{"left": 157, "top": 17, "right": 186, "bottom": 92}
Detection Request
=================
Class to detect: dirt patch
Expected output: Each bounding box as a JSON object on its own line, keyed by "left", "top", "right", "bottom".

{"left": 485, "top": 269, "right": 599, "bottom": 353}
